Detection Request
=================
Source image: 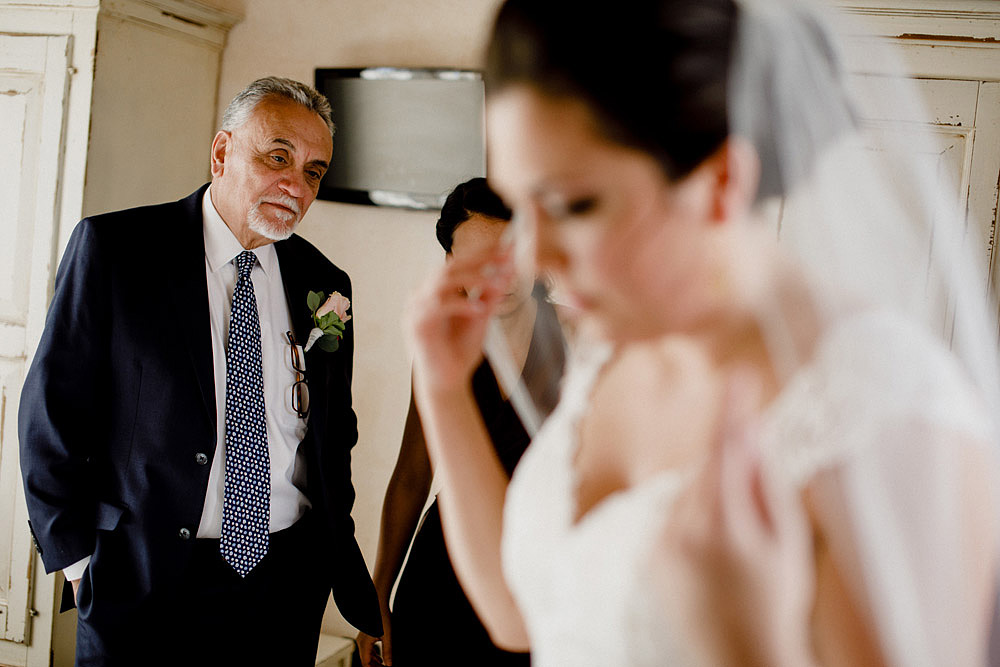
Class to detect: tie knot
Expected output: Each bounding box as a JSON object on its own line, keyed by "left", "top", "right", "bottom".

{"left": 235, "top": 250, "right": 256, "bottom": 279}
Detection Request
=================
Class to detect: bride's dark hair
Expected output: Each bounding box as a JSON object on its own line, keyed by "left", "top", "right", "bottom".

{"left": 485, "top": 0, "right": 736, "bottom": 183}
{"left": 485, "top": 0, "right": 852, "bottom": 199}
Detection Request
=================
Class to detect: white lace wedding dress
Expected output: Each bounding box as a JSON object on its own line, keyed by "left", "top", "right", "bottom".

{"left": 501, "top": 310, "right": 995, "bottom": 666}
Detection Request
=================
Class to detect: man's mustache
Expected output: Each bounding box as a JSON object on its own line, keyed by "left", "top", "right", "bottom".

{"left": 256, "top": 195, "right": 301, "bottom": 218}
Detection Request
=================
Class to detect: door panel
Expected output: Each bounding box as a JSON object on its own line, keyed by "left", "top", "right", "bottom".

{"left": 0, "top": 32, "right": 71, "bottom": 644}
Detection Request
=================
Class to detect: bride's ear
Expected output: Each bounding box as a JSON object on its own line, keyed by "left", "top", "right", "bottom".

{"left": 702, "top": 137, "right": 761, "bottom": 226}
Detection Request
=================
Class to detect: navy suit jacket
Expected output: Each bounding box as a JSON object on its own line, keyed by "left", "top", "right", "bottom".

{"left": 18, "top": 185, "right": 382, "bottom": 637}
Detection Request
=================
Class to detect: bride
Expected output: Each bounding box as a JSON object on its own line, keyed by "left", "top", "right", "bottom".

{"left": 404, "top": 0, "right": 1000, "bottom": 664}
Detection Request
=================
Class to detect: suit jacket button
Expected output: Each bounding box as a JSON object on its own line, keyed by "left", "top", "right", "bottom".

{"left": 195, "top": 452, "right": 208, "bottom": 465}
{"left": 178, "top": 527, "right": 191, "bottom": 540}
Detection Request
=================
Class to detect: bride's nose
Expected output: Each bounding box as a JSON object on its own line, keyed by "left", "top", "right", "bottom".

{"left": 516, "top": 203, "right": 568, "bottom": 277}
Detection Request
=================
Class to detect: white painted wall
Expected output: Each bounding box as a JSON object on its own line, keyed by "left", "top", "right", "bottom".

{"left": 216, "top": 0, "right": 504, "bottom": 637}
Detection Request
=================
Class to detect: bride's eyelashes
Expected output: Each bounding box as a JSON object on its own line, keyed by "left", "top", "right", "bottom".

{"left": 566, "top": 197, "right": 599, "bottom": 216}
{"left": 540, "top": 195, "right": 600, "bottom": 221}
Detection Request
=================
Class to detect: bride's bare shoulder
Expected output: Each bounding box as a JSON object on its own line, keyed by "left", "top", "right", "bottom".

{"left": 584, "top": 337, "right": 724, "bottom": 478}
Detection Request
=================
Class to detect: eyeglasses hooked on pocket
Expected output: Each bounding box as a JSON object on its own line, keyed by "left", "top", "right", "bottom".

{"left": 285, "top": 330, "right": 309, "bottom": 418}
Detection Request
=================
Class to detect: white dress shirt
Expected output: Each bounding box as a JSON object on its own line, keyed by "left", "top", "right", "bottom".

{"left": 198, "top": 186, "right": 310, "bottom": 538}
{"left": 63, "top": 187, "right": 310, "bottom": 581}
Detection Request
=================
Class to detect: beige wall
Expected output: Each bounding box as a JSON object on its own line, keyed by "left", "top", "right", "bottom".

{"left": 217, "top": 0, "right": 504, "bottom": 638}
{"left": 83, "top": 10, "right": 225, "bottom": 218}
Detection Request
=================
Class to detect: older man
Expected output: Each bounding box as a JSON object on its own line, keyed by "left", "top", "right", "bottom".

{"left": 19, "top": 77, "right": 382, "bottom": 666}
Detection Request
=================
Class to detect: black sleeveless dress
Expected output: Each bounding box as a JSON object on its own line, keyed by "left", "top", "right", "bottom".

{"left": 390, "top": 301, "right": 564, "bottom": 666}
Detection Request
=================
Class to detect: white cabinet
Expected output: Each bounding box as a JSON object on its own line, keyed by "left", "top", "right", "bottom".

{"left": 0, "top": 1, "right": 238, "bottom": 664}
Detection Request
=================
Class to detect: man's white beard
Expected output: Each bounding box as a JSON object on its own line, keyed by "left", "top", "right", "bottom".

{"left": 248, "top": 195, "right": 301, "bottom": 241}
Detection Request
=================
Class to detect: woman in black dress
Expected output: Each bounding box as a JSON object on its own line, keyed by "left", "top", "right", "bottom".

{"left": 356, "top": 178, "right": 564, "bottom": 666}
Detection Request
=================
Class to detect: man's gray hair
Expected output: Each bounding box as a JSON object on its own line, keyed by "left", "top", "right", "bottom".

{"left": 221, "top": 76, "right": 335, "bottom": 136}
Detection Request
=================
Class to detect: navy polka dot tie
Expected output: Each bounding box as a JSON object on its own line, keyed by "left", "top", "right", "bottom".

{"left": 220, "top": 250, "right": 270, "bottom": 577}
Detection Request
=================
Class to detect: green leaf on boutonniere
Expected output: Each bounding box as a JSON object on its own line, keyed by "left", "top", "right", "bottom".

{"left": 304, "top": 291, "right": 350, "bottom": 353}
{"left": 317, "top": 311, "right": 338, "bottom": 330}
{"left": 316, "top": 333, "right": 340, "bottom": 352}
{"left": 307, "top": 290, "right": 323, "bottom": 314}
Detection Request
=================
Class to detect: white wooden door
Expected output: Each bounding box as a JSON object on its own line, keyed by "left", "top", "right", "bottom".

{"left": 776, "top": 76, "right": 998, "bottom": 338}
{"left": 0, "top": 32, "right": 71, "bottom": 646}
{"left": 973, "top": 83, "right": 1000, "bottom": 337}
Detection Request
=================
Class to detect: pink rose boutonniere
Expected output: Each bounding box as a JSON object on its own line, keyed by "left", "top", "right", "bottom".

{"left": 304, "top": 290, "right": 351, "bottom": 352}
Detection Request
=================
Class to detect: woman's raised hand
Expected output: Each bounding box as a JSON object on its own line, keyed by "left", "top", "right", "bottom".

{"left": 405, "top": 245, "right": 515, "bottom": 396}
{"left": 653, "top": 371, "right": 816, "bottom": 666}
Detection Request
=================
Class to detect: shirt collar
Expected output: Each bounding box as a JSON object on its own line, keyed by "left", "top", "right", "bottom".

{"left": 202, "top": 185, "right": 279, "bottom": 278}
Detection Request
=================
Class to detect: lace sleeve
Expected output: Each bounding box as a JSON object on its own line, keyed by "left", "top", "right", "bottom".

{"left": 811, "top": 420, "right": 997, "bottom": 666}
{"left": 762, "top": 312, "right": 999, "bottom": 665}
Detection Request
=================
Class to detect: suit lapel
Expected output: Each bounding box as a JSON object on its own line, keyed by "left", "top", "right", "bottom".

{"left": 274, "top": 239, "right": 325, "bottom": 439}
{"left": 167, "top": 185, "right": 217, "bottom": 432}
{"left": 274, "top": 239, "right": 313, "bottom": 346}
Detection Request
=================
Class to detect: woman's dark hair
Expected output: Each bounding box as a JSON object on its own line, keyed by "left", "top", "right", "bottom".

{"left": 485, "top": 0, "right": 736, "bottom": 184}
{"left": 436, "top": 177, "right": 513, "bottom": 253}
